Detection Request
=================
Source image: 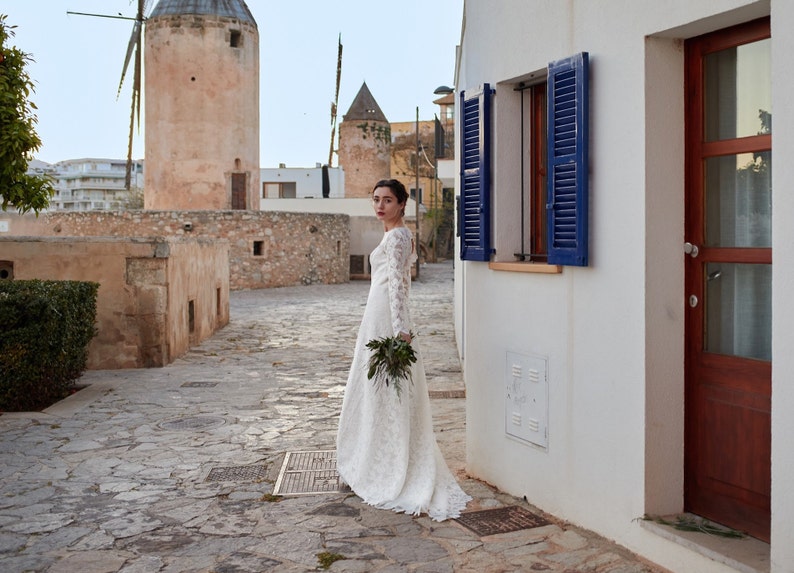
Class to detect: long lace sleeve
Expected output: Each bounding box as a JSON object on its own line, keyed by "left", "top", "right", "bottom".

{"left": 385, "top": 228, "right": 414, "bottom": 336}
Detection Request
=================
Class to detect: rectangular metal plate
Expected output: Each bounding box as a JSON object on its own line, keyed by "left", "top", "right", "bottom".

{"left": 455, "top": 505, "right": 550, "bottom": 537}
{"left": 272, "top": 450, "right": 349, "bottom": 496}
{"left": 205, "top": 464, "right": 269, "bottom": 482}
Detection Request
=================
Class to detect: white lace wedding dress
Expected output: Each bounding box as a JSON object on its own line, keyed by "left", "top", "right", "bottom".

{"left": 336, "top": 226, "right": 471, "bottom": 521}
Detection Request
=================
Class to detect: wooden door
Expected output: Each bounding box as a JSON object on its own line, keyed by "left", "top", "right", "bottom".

{"left": 684, "top": 18, "right": 771, "bottom": 542}
{"left": 231, "top": 172, "right": 247, "bottom": 210}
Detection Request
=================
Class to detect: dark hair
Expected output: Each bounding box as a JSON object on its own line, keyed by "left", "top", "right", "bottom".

{"left": 372, "top": 179, "right": 408, "bottom": 205}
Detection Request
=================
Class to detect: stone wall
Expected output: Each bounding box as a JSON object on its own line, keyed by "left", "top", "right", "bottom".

{"left": 0, "top": 236, "right": 229, "bottom": 369}
{"left": 338, "top": 119, "right": 391, "bottom": 198}
{"left": 0, "top": 210, "right": 350, "bottom": 290}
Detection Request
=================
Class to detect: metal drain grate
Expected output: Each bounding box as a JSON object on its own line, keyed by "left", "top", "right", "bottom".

{"left": 158, "top": 416, "right": 226, "bottom": 431}
{"left": 205, "top": 464, "right": 269, "bottom": 482}
{"left": 272, "top": 450, "right": 349, "bottom": 496}
{"left": 455, "top": 506, "right": 550, "bottom": 537}
{"left": 181, "top": 381, "right": 219, "bottom": 388}
{"left": 428, "top": 389, "right": 466, "bottom": 399}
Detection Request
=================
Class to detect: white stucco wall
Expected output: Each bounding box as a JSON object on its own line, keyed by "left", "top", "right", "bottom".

{"left": 456, "top": 1, "right": 786, "bottom": 572}
{"left": 259, "top": 166, "right": 345, "bottom": 200}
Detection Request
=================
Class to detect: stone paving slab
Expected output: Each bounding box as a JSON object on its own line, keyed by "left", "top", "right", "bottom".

{"left": 0, "top": 262, "right": 668, "bottom": 573}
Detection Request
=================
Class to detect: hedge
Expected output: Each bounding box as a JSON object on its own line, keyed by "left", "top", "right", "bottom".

{"left": 0, "top": 280, "right": 99, "bottom": 411}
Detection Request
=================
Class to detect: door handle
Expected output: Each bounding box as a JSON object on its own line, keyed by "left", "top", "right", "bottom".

{"left": 684, "top": 242, "right": 699, "bottom": 258}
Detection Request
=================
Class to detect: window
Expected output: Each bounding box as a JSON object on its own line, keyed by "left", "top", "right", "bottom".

{"left": 188, "top": 300, "right": 195, "bottom": 334}
{"left": 281, "top": 182, "right": 297, "bottom": 198}
{"left": 514, "top": 80, "right": 548, "bottom": 261}
{"left": 230, "top": 30, "right": 241, "bottom": 48}
{"left": 262, "top": 182, "right": 296, "bottom": 198}
{"left": 459, "top": 53, "right": 590, "bottom": 267}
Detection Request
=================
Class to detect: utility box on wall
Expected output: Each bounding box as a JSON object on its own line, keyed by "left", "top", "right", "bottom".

{"left": 505, "top": 351, "right": 548, "bottom": 449}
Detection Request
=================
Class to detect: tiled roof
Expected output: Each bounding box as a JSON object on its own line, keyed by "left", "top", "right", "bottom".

{"left": 149, "top": 0, "right": 256, "bottom": 26}
{"left": 343, "top": 82, "right": 388, "bottom": 123}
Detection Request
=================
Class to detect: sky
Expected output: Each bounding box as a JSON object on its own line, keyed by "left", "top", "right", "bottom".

{"left": 1, "top": 0, "right": 463, "bottom": 168}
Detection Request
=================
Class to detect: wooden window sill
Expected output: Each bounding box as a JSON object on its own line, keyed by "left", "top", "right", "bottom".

{"left": 488, "top": 261, "right": 562, "bottom": 274}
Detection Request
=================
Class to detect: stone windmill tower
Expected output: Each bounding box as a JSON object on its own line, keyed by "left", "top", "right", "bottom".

{"left": 144, "top": 0, "right": 260, "bottom": 210}
{"left": 337, "top": 82, "right": 391, "bottom": 198}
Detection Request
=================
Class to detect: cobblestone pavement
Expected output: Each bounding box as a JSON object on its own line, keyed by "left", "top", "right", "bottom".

{"left": 0, "top": 262, "right": 668, "bottom": 573}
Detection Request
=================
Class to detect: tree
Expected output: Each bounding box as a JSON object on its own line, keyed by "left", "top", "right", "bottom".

{"left": 0, "top": 15, "right": 53, "bottom": 214}
{"left": 121, "top": 185, "right": 145, "bottom": 210}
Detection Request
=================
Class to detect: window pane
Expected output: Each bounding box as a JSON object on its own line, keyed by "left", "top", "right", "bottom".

{"left": 704, "top": 152, "right": 771, "bottom": 248}
{"left": 533, "top": 85, "right": 548, "bottom": 257}
{"left": 704, "top": 38, "right": 771, "bottom": 141}
{"left": 705, "top": 263, "right": 771, "bottom": 361}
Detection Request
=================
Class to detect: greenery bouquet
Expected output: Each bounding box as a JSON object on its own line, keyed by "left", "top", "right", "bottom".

{"left": 366, "top": 332, "right": 417, "bottom": 399}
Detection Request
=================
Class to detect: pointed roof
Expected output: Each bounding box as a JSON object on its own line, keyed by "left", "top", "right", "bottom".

{"left": 343, "top": 82, "right": 388, "bottom": 123}
{"left": 150, "top": 0, "right": 256, "bottom": 26}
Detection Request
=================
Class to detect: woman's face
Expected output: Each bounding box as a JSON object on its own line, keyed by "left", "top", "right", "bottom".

{"left": 373, "top": 186, "right": 404, "bottom": 228}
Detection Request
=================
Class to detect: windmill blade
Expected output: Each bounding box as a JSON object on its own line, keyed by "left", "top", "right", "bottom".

{"left": 125, "top": 33, "right": 142, "bottom": 190}
{"left": 118, "top": 20, "right": 141, "bottom": 98}
{"left": 328, "top": 34, "right": 343, "bottom": 166}
{"left": 333, "top": 33, "right": 343, "bottom": 106}
{"left": 117, "top": 0, "right": 148, "bottom": 97}
{"left": 66, "top": 0, "right": 147, "bottom": 190}
{"left": 124, "top": 0, "right": 146, "bottom": 189}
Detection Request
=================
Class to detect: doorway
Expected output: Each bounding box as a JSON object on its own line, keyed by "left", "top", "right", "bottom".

{"left": 684, "top": 17, "right": 771, "bottom": 542}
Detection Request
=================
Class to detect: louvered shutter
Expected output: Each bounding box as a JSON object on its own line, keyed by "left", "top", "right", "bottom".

{"left": 459, "top": 84, "right": 492, "bottom": 261}
{"left": 546, "top": 53, "right": 589, "bottom": 266}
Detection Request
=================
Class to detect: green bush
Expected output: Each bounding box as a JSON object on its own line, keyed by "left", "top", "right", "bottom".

{"left": 0, "top": 280, "right": 99, "bottom": 411}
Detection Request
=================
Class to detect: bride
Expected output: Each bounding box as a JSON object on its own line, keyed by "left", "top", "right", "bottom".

{"left": 336, "top": 179, "right": 471, "bottom": 521}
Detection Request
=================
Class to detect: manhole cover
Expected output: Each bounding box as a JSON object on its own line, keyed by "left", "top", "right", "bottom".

{"left": 428, "top": 389, "right": 466, "bottom": 399}
{"left": 205, "top": 464, "right": 269, "bottom": 482}
{"left": 272, "top": 450, "right": 350, "bottom": 496}
{"left": 455, "top": 506, "right": 550, "bottom": 537}
{"left": 158, "top": 416, "right": 226, "bottom": 431}
{"left": 181, "top": 381, "right": 219, "bottom": 388}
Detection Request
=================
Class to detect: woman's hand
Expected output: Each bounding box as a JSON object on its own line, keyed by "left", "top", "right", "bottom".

{"left": 399, "top": 331, "right": 412, "bottom": 344}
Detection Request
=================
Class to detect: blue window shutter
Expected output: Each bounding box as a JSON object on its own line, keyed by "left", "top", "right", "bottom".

{"left": 459, "top": 84, "right": 492, "bottom": 261}
{"left": 546, "top": 52, "right": 589, "bottom": 266}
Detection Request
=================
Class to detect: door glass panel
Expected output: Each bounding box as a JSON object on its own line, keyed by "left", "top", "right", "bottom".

{"left": 705, "top": 263, "right": 771, "bottom": 361}
{"left": 704, "top": 38, "right": 771, "bottom": 141}
{"left": 704, "top": 152, "right": 771, "bottom": 247}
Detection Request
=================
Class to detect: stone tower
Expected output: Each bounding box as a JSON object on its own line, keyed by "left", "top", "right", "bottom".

{"left": 144, "top": 0, "right": 260, "bottom": 210}
{"left": 337, "top": 82, "right": 391, "bottom": 198}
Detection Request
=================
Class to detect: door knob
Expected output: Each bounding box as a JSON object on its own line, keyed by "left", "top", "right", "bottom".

{"left": 684, "top": 242, "right": 699, "bottom": 258}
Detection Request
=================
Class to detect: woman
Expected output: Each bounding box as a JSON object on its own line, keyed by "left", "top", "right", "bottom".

{"left": 336, "top": 179, "right": 471, "bottom": 521}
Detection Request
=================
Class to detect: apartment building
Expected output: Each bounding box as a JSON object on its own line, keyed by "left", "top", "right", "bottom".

{"left": 30, "top": 158, "right": 144, "bottom": 211}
